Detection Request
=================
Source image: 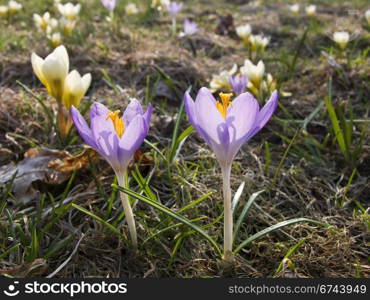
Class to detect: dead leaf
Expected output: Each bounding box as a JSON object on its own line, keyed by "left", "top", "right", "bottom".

{"left": 0, "top": 147, "right": 97, "bottom": 204}
{"left": 48, "top": 148, "right": 97, "bottom": 173}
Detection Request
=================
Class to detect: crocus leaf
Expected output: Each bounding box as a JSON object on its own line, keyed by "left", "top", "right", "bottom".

{"left": 113, "top": 184, "right": 222, "bottom": 256}
{"left": 233, "top": 189, "right": 265, "bottom": 243}
{"left": 71, "top": 203, "right": 122, "bottom": 237}
{"left": 274, "top": 238, "right": 307, "bottom": 276}
{"left": 234, "top": 217, "right": 330, "bottom": 254}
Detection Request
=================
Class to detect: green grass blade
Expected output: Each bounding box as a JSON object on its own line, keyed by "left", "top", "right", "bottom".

{"left": 232, "top": 181, "right": 245, "bottom": 214}
{"left": 0, "top": 243, "right": 21, "bottom": 261}
{"left": 233, "top": 189, "right": 265, "bottom": 242}
{"left": 178, "top": 192, "right": 212, "bottom": 214}
{"left": 323, "top": 78, "right": 347, "bottom": 157}
{"left": 234, "top": 217, "right": 329, "bottom": 254}
{"left": 113, "top": 184, "right": 222, "bottom": 256}
{"left": 168, "top": 100, "right": 185, "bottom": 162}
{"left": 71, "top": 203, "right": 121, "bottom": 237}
{"left": 169, "top": 125, "right": 194, "bottom": 162}
{"left": 274, "top": 238, "right": 307, "bottom": 276}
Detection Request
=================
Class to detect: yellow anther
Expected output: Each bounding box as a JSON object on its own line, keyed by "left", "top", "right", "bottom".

{"left": 216, "top": 92, "right": 233, "bottom": 119}
{"left": 106, "top": 110, "right": 125, "bottom": 138}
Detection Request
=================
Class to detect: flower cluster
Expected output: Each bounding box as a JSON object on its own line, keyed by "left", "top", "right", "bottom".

{"left": 33, "top": 2, "right": 81, "bottom": 48}
{"left": 0, "top": 0, "right": 22, "bottom": 18}
{"left": 289, "top": 3, "right": 317, "bottom": 16}
{"left": 31, "top": 46, "right": 91, "bottom": 138}
{"left": 210, "top": 60, "right": 277, "bottom": 99}
{"left": 236, "top": 24, "right": 269, "bottom": 59}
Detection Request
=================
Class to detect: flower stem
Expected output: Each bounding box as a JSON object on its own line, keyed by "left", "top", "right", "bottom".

{"left": 117, "top": 171, "right": 138, "bottom": 249}
{"left": 171, "top": 17, "right": 177, "bottom": 36}
{"left": 221, "top": 163, "right": 234, "bottom": 262}
{"left": 56, "top": 103, "right": 72, "bottom": 141}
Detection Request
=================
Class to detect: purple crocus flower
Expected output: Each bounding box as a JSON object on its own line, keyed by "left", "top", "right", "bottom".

{"left": 184, "top": 87, "right": 278, "bottom": 261}
{"left": 182, "top": 18, "right": 199, "bottom": 36}
{"left": 101, "top": 0, "right": 116, "bottom": 12}
{"left": 166, "top": 1, "right": 183, "bottom": 17}
{"left": 71, "top": 100, "right": 152, "bottom": 174}
{"left": 71, "top": 100, "right": 152, "bottom": 248}
{"left": 229, "top": 74, "right": 247, "bottom": 96}
{"left": 184, "top": 88, "right": 278, "bottom": 166}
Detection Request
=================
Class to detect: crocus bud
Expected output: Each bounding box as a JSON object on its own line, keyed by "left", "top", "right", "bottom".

{"left": 333, "top": 31, "right": 350, "bottom": 50}
{"left": 365, "top": 10, "right": 370, "bottom": 25}
{"left": 31, "top": 45, "right": 69, "bottom": 101}
{"left": 48, "top": 32, "right": 62, "bottom": 48}
{"left": 125, "top": 3, "right": 139, "bottom": 15}
{"left": 229, "top": 74, "right": 247, "bottom": 96}
{"left": 289, "top": 4, "right": 299, "bottom": 14}
{"left": 305, "top": 5, "right": 316, "bottom": 16}
{"left": 236, "top": 24, "right": 252, "bottom": 42}
{"left": 62, "top": 70, "right": 91, "bottom": 109}
{"left": 8, "top": 0, "right": 22, "bottom": 14}
{"left": 0, "top": 5, "right": 8, "bottom": 17}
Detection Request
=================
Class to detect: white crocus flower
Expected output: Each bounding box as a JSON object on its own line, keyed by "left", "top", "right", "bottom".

{"left": 151, "top": 0, "right": 170, "bottom": 11}
{"left": 8, "top": 0, "right": 22, "bottom": 14}
{"left": 305, "top": 5, "right": 316, "bottom": 16}
{"left": 48, "top": 32, "right": 62, "bottom": 48}
{"left": 249, "top": 34, "right": 270, "bottom": 52}
{"left": 365, "top": 10, "right": 370, "bottom": 25}
{"left": 62, "top": 70, "right": 91, "bottom": 109}
{"left": 33, "top": 12, "right": 51, "bottom": 32}
{"left": 333, "top": 31, "right": 350, "bottom": 49}
{"left": 236, "top": 24, "right": 252, "bottom": 41}
{"left": 240, "top": 60, "right": 265, "bottom": 88}
{"left": 0, "top": 5, "right": 9, "bottom": 17}
{"left": 60, "top": 17, "right": 76, "bottom": 35}
{"left": 31, "top": 45, "right": 69, "bottom": 101}
{"left": 209, "top": 64, "right": 238, "bottom": 93}
{"left": 289, "top": 4, "right": 299, "bottom": 14}
{"left": 125, "top": 3, "right": 139, "bottom": 15}
{"left": 58, "top": 2, "right": 81, "bottom": 20}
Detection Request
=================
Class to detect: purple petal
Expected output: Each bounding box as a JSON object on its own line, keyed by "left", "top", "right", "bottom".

{"left": 70, "top": 106, "right": 97, "bottom": 149}
{"left": 246, "top": 90, "right": 278, "bottom": 140}
{"left": 226, "top": 92, "right": 259, "bottom": 141}
{"left": 90, "top": 102, "right": 109, "bottom": 120}
{"left": 143, "top": 104, "right": 152, "bottom": 133}
{"left": 118, "top": 115, "right": 146, "bottom": 168}
{"left": 90, "top": 105, "right": 120, "bottom": 170}
{"left": 184, "top": 91, "right": 197, "bottom": 127}
{"left": 194, "top": 88, "right": 225, "bottom": 145}
{"left": 123, "top": 99, "right": 144, "bottom": 126}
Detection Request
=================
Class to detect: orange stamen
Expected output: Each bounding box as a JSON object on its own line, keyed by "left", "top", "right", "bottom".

{"left": 106, "top": 110, "right": 125, "bottom": 138}
{"left": 216, "top": 92, "right": 233, "bottom": 119}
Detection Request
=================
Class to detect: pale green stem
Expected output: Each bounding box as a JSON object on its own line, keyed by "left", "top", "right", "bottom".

{"left": 117, "top": 171, "right": 138, "bottom": 249}
{"left": 171, "top": 17, "right": 177, "bottom": 36}
{"left": 221, "top": 163, "right": 234, "bottom": 262}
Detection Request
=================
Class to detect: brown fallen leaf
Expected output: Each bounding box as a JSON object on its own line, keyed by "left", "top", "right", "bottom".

{"left": 48, "top": 148, "right": 97, "bottom": 173}
{"left": 0, "top": 147, "right": 97, "bottom": 204}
